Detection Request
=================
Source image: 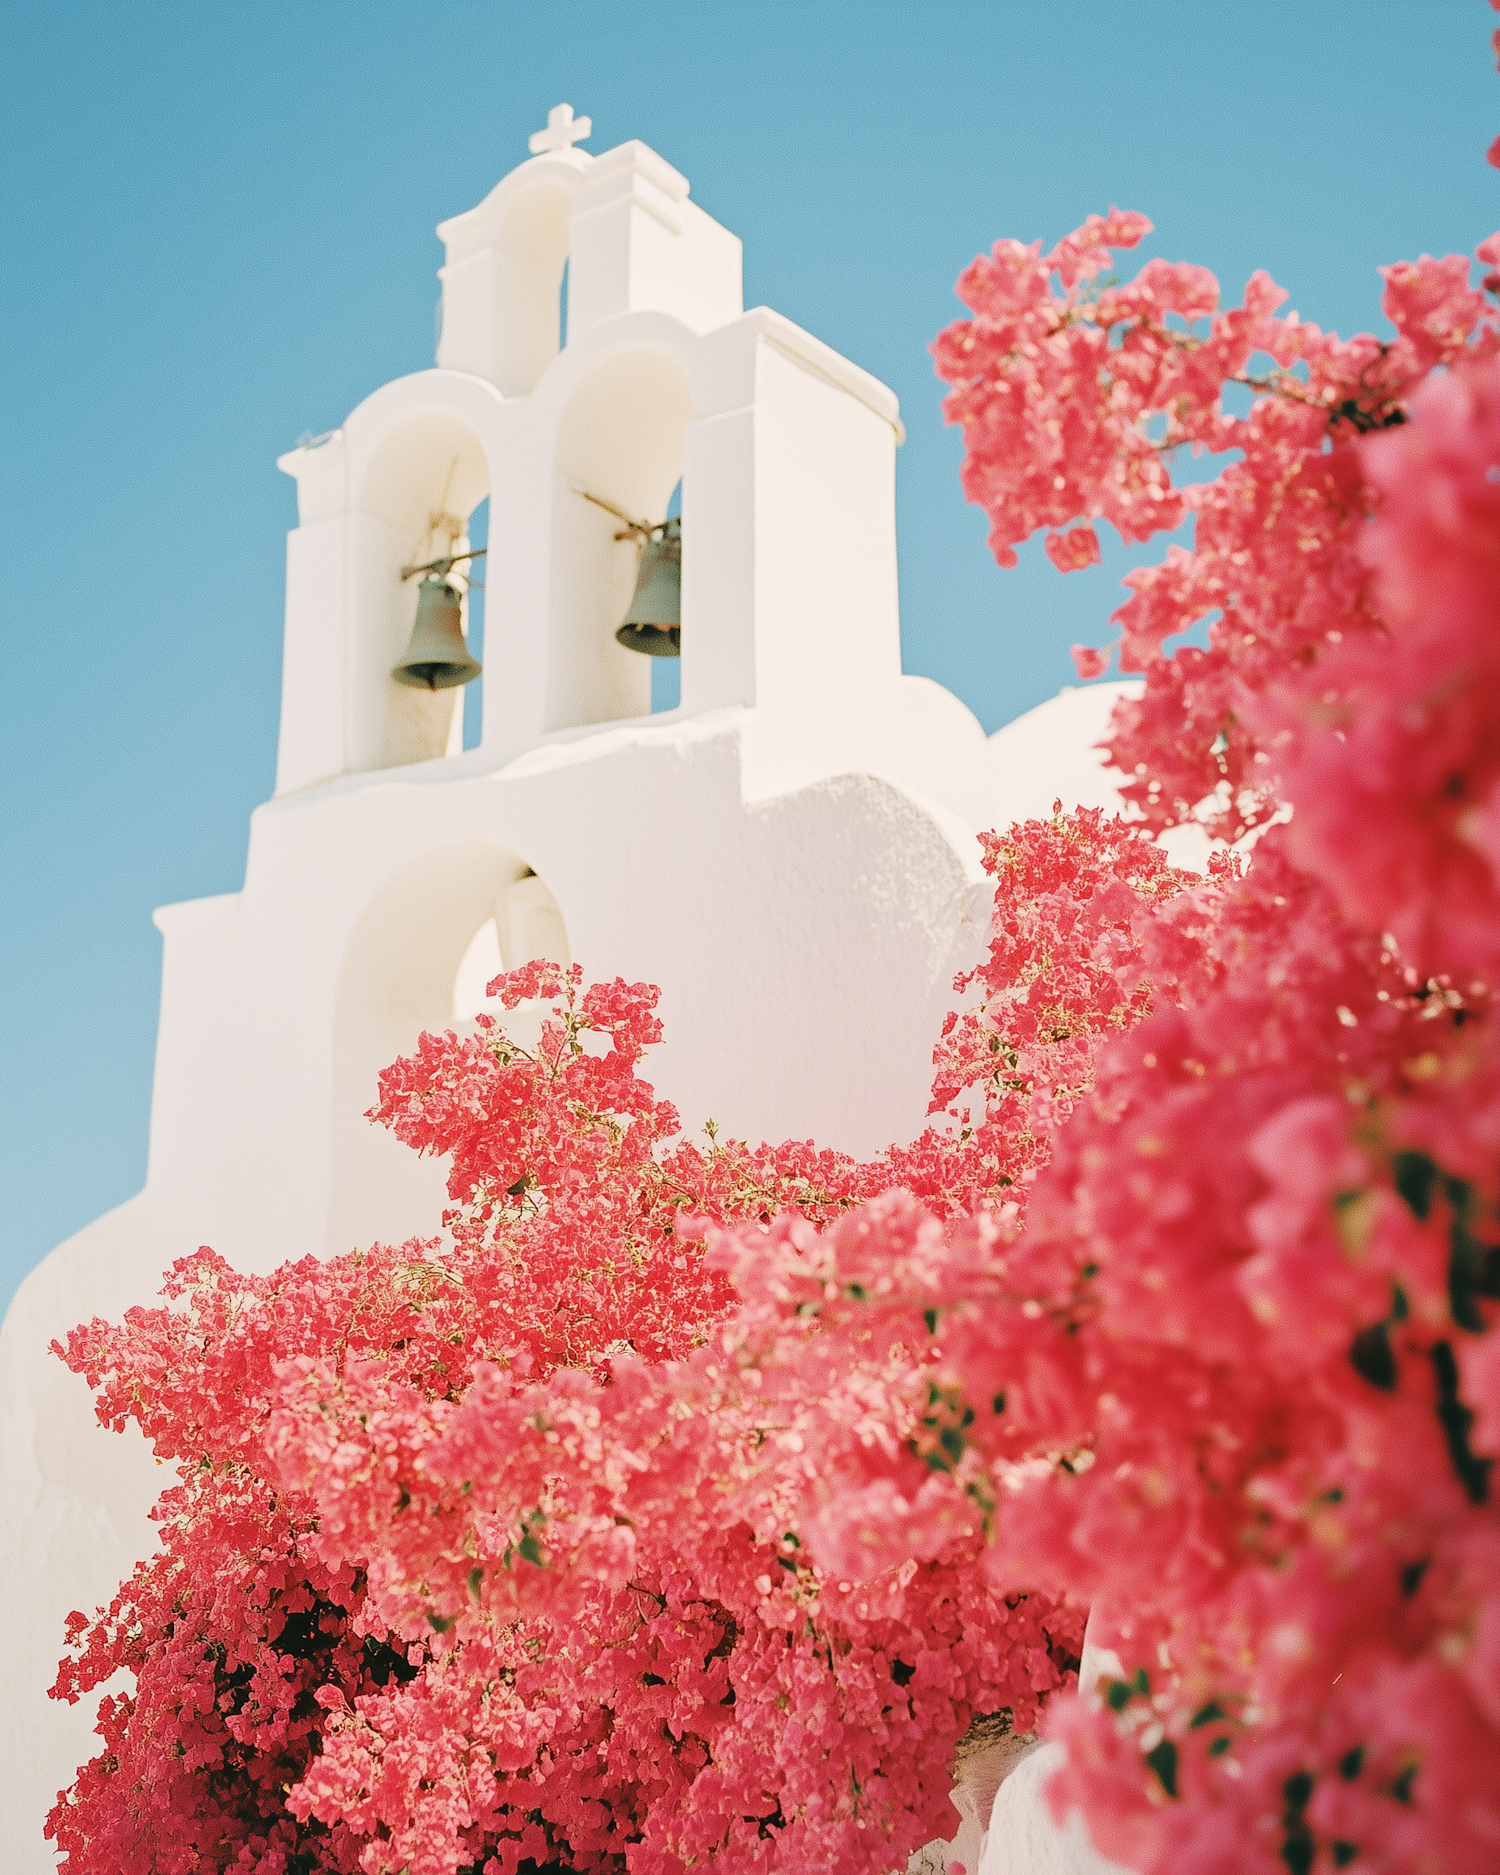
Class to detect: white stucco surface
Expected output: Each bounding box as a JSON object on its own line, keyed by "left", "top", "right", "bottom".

{"left": 0, "top": 120, "right": 1145, "bottom": 1870}
{"left": 980, "top": 1745, "right": 1133, "bottom": 1875}
{"left": 986, "top": 681, "right": 1140, "bottom": 824}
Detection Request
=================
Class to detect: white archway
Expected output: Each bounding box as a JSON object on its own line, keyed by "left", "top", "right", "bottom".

{"left": 436, "top": 158, "right": 583, "bottom": 395}
{"left": 546, "top": 345, "right": 694, "bottom": 731}
{"left": 452, "top": 871, "right": 572, "bottom": 1020}
{"left": 328, "top": 842, "right": 571, "bottom": 1253}
{"left": 350, "top": 411, "right": 490, "bottom": 773}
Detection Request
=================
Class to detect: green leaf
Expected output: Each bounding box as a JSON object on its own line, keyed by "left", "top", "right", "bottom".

{"left": 1144, "top": 1739, "right": 1178, "bottom": 1799}
{"left": 1281, "top": 1837, "right": 1314, "bottom": 1875}
{"left": 1431, "top": 1341, "right": 1492, "bottom": 1505}
{"left": 1350, "top": 1321, "right": 1397, "bottom": 1392}
{"left": 1448, "top": 1193, "right": 1500, "bottom": 1333}
{"left": 1391, "top": 1150, "right": 1437, "bottom": 1220}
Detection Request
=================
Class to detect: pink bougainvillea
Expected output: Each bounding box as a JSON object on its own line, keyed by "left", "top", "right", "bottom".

{"left": 52, "top": 840, "right": 1174, "bottom": 1874}
{"left": 932, "top": 187, "right": 1500, "bottom": 852}
{"left": 48, "top": 71, "right": 1500, "bottom": 1875}
{"left": 821, "top": 187, "right": 1498, "bottom": 1873}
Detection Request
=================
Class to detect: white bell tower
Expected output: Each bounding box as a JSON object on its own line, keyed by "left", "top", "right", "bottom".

{"left": 272, "top": 115, "right": 984, "bottom": 806}
{"left": 0, "top": 110, "right": 1119, "bottom": 1870}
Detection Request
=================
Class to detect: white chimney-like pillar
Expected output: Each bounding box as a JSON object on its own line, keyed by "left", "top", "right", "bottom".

{"left": 566, "top": 141, "right": 743, "bottom": 339}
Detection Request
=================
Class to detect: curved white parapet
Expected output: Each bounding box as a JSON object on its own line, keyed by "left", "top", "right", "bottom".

{"left": 0, "top": 1192, "right": 165, "bottom": 1869}
{"left": 988, "top": 681, "right": 1215, "bottom": 874}
{"left": 910, "top": 1718, "right": 1045, "bottom": 1875}
{"left": 968, "top": 1606, "right": 1138, "bottom": 1875}
{"left": 987, "top": 681, "right": 1143, "bottom": 828}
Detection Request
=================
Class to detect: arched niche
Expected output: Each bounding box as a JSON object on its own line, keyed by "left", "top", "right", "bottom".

{"left": 436, "top": 166, "right": 578, "bottom": 395}
{"left": 452, "top": 870, "right": 572, "bottom": 1021}
{"left": 547, "top": 346, "right": 693, "bottom": 732}
{"left": 329, "top": 842, "right": 572, "bottom": 1253}
{"left": 350, "top": 412, "right": 490, "bottom": 774}
{"left": 490, "top": 179, "right": 573, "bottom": 395}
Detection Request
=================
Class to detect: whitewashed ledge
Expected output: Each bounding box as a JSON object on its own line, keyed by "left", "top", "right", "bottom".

{"left": 908, "top": 1712, "right": 1039, "bottom": 1875}
{"left": 908, "top": 1614, "right": 1137, "bottom": 1875}
{"left": 906, "top": 1723, "right": 1128, "bottom": 1875}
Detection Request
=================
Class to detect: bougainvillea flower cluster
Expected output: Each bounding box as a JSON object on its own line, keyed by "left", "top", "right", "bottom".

{"left": 47, "top": 82, "right": 1500, "bottom": 1875}
{"left": 931, "top": 185, "right": 1500, "bottom": 851}
{"left": 52, "top": 843, "right": 1173, "bottom": 1874}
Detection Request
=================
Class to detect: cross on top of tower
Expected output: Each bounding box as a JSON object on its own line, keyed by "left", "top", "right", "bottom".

{"left": 528, "top": 102, "right": 592, "bottom": 155}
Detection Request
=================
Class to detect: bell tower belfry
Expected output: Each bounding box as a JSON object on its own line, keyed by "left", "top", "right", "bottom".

{"left": 0, "top": 111, "right": 1009, "bottom": 1870}
{"left": 271, "top": 113, "right": 976, "bottom": 807}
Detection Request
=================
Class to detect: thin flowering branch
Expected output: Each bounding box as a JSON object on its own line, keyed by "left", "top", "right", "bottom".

{"left": 936, "top": 204, "right": 1500, "bottom": 841}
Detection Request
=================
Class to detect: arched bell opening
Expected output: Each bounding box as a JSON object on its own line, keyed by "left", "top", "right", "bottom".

{"left": 546, "top": 347, "right": 693, "bottom": 733}
{"left": 329, "top": 843, "right": 572, "bottom": 1253}
{"left": 558, "top": 256, "right": 571, "bottom": 359}
{"left": 437, "top": 175, "right": 575, "bottom": 396}
{"left": 490, "top": 180, "right": 574, "bottom": 394}
{"left": 349, "top": 411, "right": 490, "bottom": 774}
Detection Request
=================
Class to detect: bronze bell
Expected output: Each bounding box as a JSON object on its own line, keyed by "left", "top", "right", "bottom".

{"left": 616, "top": 516, "right": 681, "bottom": 657}
{"left": 392, "top": 576, "right": 482, "bottom": 689}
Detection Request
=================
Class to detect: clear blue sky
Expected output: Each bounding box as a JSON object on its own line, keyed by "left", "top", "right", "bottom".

{"left": 2, "top": 0, "right": 1497, "bottom": 1316}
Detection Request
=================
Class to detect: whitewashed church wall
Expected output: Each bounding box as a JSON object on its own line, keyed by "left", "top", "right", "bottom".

{"left": 0, "top": 124, "right": 1136, "bottom": 1874}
